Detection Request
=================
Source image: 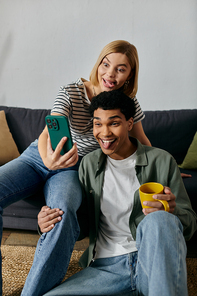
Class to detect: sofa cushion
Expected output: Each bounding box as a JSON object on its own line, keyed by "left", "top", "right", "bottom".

{"left": 0, "top": 106, "right": 50, "bottom": 153}
{"left": 143, "top": 109, "right": 197, "bottom": 165}
{"left": 2, "top": 191, "right": 45, "bottom": 230}
{"left": 179, "top": 132, "right": 197, "bottom": 170}
{"left": 0, "top": 110, "right": 20, "bottom": 165}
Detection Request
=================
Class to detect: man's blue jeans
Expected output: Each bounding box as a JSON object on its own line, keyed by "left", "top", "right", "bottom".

{"left": 0, "top": 140, "right": 82, "bottom": 296}
{"left": 43, "top": 211, "right": 188, "bottom": 296}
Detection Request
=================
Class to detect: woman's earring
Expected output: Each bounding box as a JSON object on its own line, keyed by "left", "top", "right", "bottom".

{"left": 124, "top": 80, "right": 129, "bottom": 90}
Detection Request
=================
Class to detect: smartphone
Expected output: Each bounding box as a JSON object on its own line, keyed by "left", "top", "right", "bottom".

{"left": 45, "top": 115, "right": 73, "bottom": 155}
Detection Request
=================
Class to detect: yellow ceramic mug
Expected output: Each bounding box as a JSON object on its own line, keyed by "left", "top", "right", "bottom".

{"left": 139, "top": 182, "right": 170, "bottom": 212}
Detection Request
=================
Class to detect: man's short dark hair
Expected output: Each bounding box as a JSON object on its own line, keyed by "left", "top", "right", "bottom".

{"left": 89, "top": 90, "right": 136, "bottom": 120}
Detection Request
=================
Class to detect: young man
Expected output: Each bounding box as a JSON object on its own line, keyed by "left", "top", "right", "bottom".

{"left": 43, "top": 90, "right": 196, "bottom": 295}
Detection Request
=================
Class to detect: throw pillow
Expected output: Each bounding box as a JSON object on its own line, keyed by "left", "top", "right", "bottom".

{"left": 0, "top": 110, "right": 20, "bottom": 165}
{"left": 179, "top": 132, "right": 197, "bottom": 170}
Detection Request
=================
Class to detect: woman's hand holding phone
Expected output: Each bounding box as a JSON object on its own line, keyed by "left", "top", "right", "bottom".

{"left": 39, "top": 114, "right": 78, "bottom": 170}
{"left": 45, "top": 134, "right": 78, "bottom": 170}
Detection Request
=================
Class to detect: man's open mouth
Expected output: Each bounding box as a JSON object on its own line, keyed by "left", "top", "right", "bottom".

{"left": 100, "top": 138, "right": 116, "bottom": 149}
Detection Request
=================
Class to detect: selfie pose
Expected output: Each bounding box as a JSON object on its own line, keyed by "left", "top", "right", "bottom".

{"left": 43, "top": 90, "right": 196, "bottom": 296}
{"left": 0, "top": 40, "right": 150, "bottom": 296}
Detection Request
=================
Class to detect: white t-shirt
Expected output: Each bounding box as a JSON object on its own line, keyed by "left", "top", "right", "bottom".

{"left": 95, "top": 152, "right": 140, "bottom": 259}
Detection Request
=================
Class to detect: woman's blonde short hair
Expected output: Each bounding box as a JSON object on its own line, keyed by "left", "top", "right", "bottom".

{"left": 89, "top": 40, "right": 139, "bottom": 98}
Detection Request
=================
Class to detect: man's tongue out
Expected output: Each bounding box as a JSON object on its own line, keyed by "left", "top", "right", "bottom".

{"left": 101, "top": 139, "right": 115, "bottom": 149}
{"left": 103, "top": 79, "right": 115, "bottom": 88}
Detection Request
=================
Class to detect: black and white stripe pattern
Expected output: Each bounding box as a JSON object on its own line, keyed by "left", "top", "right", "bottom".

{"left": 51, "top": 78, "right": 145, "bottom": 157}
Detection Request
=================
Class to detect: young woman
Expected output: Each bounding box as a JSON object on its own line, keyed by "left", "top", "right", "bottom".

{"left": 0, "top": 40, "right": 150, "bottom": 296}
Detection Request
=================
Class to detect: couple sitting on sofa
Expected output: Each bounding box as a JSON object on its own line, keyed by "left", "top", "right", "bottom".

{"left": 4, "top": 90, "right": 196, "bottom": 295}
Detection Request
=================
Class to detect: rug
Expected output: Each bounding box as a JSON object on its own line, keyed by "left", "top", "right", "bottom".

{"left": 1, "top": 245, "right": 197, "bottom": 296}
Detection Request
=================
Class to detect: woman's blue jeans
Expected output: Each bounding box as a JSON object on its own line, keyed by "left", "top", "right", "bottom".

{"left": 43, "top": 211, "right": 188, "bottom": 296}
{"left": 0, "top": 141, "right": 82, "bottom": 296}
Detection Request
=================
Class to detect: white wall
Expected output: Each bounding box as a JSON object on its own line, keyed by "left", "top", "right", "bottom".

{"left": 0, "top": 0, "right": 196, "bottom": 111}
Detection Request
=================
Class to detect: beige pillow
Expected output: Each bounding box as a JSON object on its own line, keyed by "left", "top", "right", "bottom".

{"left": 0, "top": 110, "right": 20, "bottom": 165}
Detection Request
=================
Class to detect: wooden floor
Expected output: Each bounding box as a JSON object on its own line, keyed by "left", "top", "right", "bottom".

{"left": 2, "top": 228, "right": 89, "bottom": 250}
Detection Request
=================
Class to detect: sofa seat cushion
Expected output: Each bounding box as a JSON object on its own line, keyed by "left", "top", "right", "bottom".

{"left": 2, "top": 193, "right": 45, "bottom": 230}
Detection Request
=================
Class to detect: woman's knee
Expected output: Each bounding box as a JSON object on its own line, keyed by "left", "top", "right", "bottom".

{"left": 44, "top": 171, "right": 82, "bottom": 212}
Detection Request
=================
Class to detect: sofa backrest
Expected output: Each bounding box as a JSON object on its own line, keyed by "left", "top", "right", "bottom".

{"left": 0, "top": 106, "right": 50, "bottom": 154}
{"left": 1, "top": 106, "right": 197, "bottom": 165}
{"left": 143, "top": 109, "right": 197, "bottom": 165}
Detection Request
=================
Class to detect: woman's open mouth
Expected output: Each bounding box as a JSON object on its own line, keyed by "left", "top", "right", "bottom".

{"left": 103, "top": 79, "right": 116, "bottom": 89}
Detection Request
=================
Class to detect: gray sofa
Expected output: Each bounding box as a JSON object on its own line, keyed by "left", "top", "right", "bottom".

{"left": 0, "top": 106, "right": 50, "bottom": 230}
{"left": 0, "top": 106, "right": 197, "bottom": 236}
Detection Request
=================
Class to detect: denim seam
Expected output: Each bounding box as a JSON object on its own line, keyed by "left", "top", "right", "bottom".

{"left": 129, "top": 252, "right": 138, "bottom": 291}
{"left": 175, "top": 218, "right": 187, "bottom": 296}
